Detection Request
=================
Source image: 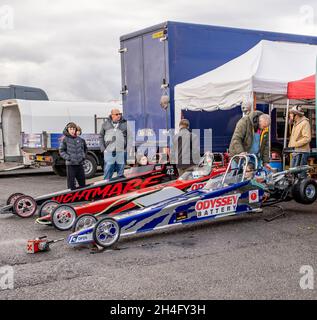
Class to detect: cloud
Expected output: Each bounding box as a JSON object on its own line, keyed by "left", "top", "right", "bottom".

{"left": 0, "top": 0, "right": 316, "bottom": 101}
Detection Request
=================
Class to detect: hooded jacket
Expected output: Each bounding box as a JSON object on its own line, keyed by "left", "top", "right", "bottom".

{"left": 59, "top": 126, "right": 87, "bottom": 165}
{"left": 288, "top": 116, "right": 311, "bottom": 152}
{"left": 229, "top": 111, "right": 270, "bottom": 164}
{"left": 99, "top": 117, "right": 128, "bottom": 153}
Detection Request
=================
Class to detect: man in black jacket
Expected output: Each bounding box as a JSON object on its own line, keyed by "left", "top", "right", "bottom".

{"left": 99, "top": 109, "right": 127, "bottom": 181}
{"left": 59, "top": 122, "right": 87, "bottom": 190}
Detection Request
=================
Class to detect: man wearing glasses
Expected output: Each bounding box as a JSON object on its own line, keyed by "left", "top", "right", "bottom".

{"left": 99, "top": 109, "right": 128, "bottom": 181}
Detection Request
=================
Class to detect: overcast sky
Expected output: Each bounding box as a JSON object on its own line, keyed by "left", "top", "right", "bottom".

{"left": 0, "top": 0, "right": 316, "bottom": 101}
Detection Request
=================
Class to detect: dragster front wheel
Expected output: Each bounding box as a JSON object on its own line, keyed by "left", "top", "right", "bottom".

{"left": 7, "top": 193, "right": 24, "bottom": 206}
{"left": 51, "top": 205, "right": 77, "bottom": 231}
{"left": 72, "top": 214, "right": 98, "bottom": 232}
{"left": 93, "top": 217, "right": 120, "bottom": 248}
{"left": 13, "top": 195, "right": 38, "bottom": 218}
{"left": 38, "top": 200, "right": 60, "bottom": 217}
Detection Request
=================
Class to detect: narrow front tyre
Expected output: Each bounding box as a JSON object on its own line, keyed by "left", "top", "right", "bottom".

{"left": 92, "top": 217, "right": 120, "bottom": 248}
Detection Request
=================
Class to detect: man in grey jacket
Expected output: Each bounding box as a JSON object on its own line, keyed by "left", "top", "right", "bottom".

{"left": 99, "top": 109, "right": 128, "bottom": 180}
{"left": 172, "top": 119, "right": 200, "bottom": 176}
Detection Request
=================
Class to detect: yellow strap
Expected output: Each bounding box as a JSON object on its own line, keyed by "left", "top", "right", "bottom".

{"left": 260, "top": 128, "right": 268, "bottom": 145}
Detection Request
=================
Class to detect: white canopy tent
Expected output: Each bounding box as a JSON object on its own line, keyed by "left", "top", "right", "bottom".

{"left": 174, "top": 40, "right": 317, "bottom": 129}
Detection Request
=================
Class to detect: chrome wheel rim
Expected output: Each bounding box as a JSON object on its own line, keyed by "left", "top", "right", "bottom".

{"left": 305, "top": 184, "right": 316, "bottom": 199}
{"left": 16, "top": 198, "right": 36, "bottom": 217}
{"left": 95, "top": 220, "right": 119, "bottom": 246}
{"left": 83, "top": 160, "right": 93, "bottom": 175}
{"left": 53, "top": 206, "right": 76, "bottom": 229}
{"left": 74, "top": 216, "right": 97, "bottom": 231}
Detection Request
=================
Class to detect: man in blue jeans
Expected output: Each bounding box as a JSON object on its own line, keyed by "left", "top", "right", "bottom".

{"left": 99, "top": 109, "right": 128, "bottom": 181}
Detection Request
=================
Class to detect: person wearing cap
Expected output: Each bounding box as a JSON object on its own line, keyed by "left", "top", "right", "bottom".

{"left": 172, "top": 119, "right": 200, "bottom": 176}
{"left": 59, "top": 122, "right": 87, "bottom": 190}
{"left": 99, "top": 109, "right": 128, "bottom": 181}
{"left": 288, "top": 105, "right": 311, "bottom": 167}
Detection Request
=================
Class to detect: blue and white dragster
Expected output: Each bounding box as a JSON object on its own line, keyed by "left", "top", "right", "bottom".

{"left": 67, "top": 154, "right": 317, "bottom": 248}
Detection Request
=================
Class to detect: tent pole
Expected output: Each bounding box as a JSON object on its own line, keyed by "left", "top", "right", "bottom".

{"left": 283, "top": 99, "right": 290, "bottom": 170}
{"left": 253, "top": 92, "right": 257, "bottom": 111}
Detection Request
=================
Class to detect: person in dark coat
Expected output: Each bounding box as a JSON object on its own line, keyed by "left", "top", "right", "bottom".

{"left": 229, "top": 111, "right": 273, "bottom": 170}
{"left": 99, "top": 109, "right": 128, "bottom": 181}
{"left": 172, "top": 119, "right": 200, "bottom": 176}
{"left": 59, "top": 122, "right": 87, "bottom": 190}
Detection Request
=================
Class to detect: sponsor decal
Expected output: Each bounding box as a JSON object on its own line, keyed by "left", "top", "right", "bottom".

{"left": 249, "top": 190, "right": 259, "bottom": 203}
{"left": 176, "top": 211, "right": 188, "bottom": 221}
{"left": 52, "top": 175, "right": 165, "bottom": 204}
{"left": 69, "top": 234, "right": 92, "bottom": 244}
{"left": 195, "top": 193, "right": 241, "bottom": 218}
{"left": 190, "top": 182, "right": 207, "bottom": 191}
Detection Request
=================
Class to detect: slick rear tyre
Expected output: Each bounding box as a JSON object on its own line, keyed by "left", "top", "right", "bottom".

{"left": 51, "top": 205, "right": 77, "bottom": 231}
{"left": 13, "top": 195, "right": 38, "bottom": 218}
{"left": 52, "top": 164, "right": 67, "bottom": 177}
{"left": 7, "top": 193, "right": 24, "bottom": 206}
{"left": 93, "top": 217, "right": 120, "bottom": 248}
{"left": 38, "top": 200, "right": 60, "bottom": 217}
{"left": 293, "top": 179, "right": 317, "bottom": 205}
{"left": 72, "top": 214, "right": 98, "bottom": 232}
{"left": 83, "top": 155, "right": 97, "bottom": 179}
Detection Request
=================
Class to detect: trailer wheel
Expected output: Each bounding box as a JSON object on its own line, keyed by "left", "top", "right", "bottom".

{"left": 38, "top": 200, "right": 60, "bottom": 217}
{"left": 83, "top": 154, "right": 97, "bottom": 179}
{"left": 13, "top": 195, "right": 38, "bottom": 218}
{"left": 51, "top": 205, "right": 77, "bottom": 231}
{"left": 293, "top": 179, "right": 317, "bottom": 205}
{"left": 52, "top": 164, "right": 67, "bottom": 177}
{"left": 7, "top": 193, "right": 24, "bottom": 206}
{"left": 72, "top": 214, "right": 98, "bottom": 232}
{"left": 93, "top": 217, "right": 120, "bottom": 248}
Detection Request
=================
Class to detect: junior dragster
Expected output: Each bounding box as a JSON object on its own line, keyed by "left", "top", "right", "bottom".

{"left": 36, "top": 152, "right": 228, "bottom": 230}
{"left": 0, "top": 163, "right": 178, "bottom": 218}
{"left": 67, "top": 154, "right": 317, "bottom": 249}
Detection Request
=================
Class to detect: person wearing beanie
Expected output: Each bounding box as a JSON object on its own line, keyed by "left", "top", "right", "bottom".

{"left": 59, "top": 122, "right": 87, "bottom": 190}
{"left": 288, "top": 105, "right": 311, "bottom": 167}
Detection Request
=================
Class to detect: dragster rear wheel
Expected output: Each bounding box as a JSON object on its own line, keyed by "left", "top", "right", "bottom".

{"left": 13, "top": 195, "right": 38, "bottom": 218}
{"left": 293, "top": 179, "right": 317, "bottom": 205}
{"left": 72, "top": 214, "right": 98, "bottom": 232}
{"left": 51, "top": 205, "right": 77, "bottom": 231}
{"left": 93, "top": 217, "right": 120, "bottom": 248}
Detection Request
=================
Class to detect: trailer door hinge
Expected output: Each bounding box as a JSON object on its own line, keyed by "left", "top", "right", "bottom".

{"left": 120, "top": 85, "right": 128, "bottom": 95}
{"left": 161, "top": 79, "right": 169, "bottom": 89}
{"left": 161, "top": 83, "right": 169, "bottom": 89}
{"left": 118, "top": 47, "right": 128, "bottom": 53}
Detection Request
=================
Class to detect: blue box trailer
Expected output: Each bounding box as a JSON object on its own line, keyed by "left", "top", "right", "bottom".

{"left": 120, "top": 21, "right": 317, "bottom": 154}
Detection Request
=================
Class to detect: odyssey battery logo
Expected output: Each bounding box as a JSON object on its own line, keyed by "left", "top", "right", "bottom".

{"left": 195, "top": 193, "right": 241, "bottom": 218}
